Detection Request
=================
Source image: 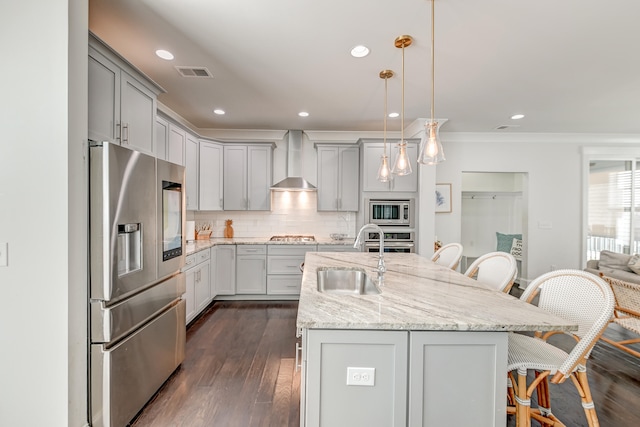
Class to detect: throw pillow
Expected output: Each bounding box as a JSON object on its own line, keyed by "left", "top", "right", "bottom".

{"left": 496, "top": 232, "right": 522, "bottom": 253}
{"left": 510, "top": 238, "right": 523, "bottom": 260}
{"left": 599, "top": 250, "right": 633, "bottom": 272}
{"left": 629, "top": 254, "right": 640, "bottom": 275}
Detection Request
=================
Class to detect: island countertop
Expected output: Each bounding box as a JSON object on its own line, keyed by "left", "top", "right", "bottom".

{"left": 297, "top": 252, "right": 576, "bottom": 332}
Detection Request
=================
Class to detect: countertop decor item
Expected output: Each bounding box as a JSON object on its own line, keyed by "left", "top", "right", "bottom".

{"left": 224, "top": 219, "right": 234, "bottom": 238}
{"left": 330, "top": 233, "right": 347, "bottom": 241}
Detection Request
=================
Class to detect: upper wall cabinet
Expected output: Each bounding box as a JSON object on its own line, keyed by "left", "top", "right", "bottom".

{"left": 223, "top": 144, "right": 273, "bottom": 211}
{"left": 360, "top": 139, "right": 419, "bottom": 193}
{"left": 155, "top": 116, "right": 169, "bottom": 161}
{"left": 316, "top": 144, "right": 359, "bottom": 212}
{"left": 199, "top": 140, "right": 224, "bottom": 211}
{"left": 88, "top": 34, "right": 162, "bottom": 156}
{"left": 185, "top": 133, "right": 199, "bottom": 210}
{"left": 167, "top": 123, "right": 185, "bottom": 166}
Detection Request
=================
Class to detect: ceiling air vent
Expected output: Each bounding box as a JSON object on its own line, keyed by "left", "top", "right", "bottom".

{"left": 494, "top": 124, "right": 520, "bottom": 130}
{"left": 175, "top": 66, "right": 213, "bottom": 78}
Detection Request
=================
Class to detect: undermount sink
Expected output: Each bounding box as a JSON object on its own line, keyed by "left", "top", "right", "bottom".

{"left": 317, "top": 267, "right": 381, "bottom": 295}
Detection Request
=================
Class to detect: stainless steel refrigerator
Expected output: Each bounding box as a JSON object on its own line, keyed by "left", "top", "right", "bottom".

{"left": 88, "top": 141, "right": 186, "bottom": 427}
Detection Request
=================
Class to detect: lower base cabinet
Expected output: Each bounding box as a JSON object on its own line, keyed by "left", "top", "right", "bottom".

{"left": 301, "top": 329, "right": 507, "bottom": 427}
{"left": 215, "top": 245, "right": 236, "bottom": 295}
{"left": 236, "top": 245, "right": 267, "bottom": 294}
{"left": 183, "top": 249, "right": 211, "bottom": 324}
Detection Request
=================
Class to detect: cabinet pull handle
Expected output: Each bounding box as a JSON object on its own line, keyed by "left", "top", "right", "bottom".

{"left": 295, "top": 342, "right": 302, "bottom": 372}
{"left": 122, "top": 123, "right": 129, "bottom": 144}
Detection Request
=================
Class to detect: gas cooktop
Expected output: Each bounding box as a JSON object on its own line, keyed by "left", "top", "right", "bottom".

{"left": 269, "top": 235, "right": 316, "bottom": 242}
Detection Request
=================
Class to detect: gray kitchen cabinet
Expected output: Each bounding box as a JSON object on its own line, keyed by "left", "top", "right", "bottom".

{"left": 408, "top": 331, "right": 507, "bottom": 426}
{"left": 88, "top": 35, "right": 160, "bottom": 156}
{"left": 236, "top": 245, "right": 267, "bottom": 294}
{"left": 155, "top": 116, "right": 169, "bottom": 161}
{"left": 316, "top": 145, "right": 359, "bottom": 212}
{"left": 303, "top": 329, "right": 409, "bottom": 427}
{"left": 223, "top": 144, "right": 273, "bottom": 211}
{"left": 168, "top": 123, "right": 185, "bottom": 166}
{"left": 199, "top": 140, "right": 224, "bottom": 211}
{"left": 360, "top": 139, "right": 419, "bottom": 192}
{"left": 267, "top": 245, "right": 317, "bottom": 295}
{"left": 185, "top": 132, "right": 199, "bottom": 210}
{"left": 209, "top": 246, "right": 217, "bottom": 299}
{"left": 300, "top": 328, "right": 507, "bottom": 427}
{"left": 215, "top": 245, "right": 236, "bottom": 295}
{"left": 183, "top": 249, "right": 211, "bottom": 324}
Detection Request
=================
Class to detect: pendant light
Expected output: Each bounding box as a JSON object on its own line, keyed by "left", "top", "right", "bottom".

{"left": 377, "top": 70, "right": 394, "bottom": 183}
{"left": 418, "top": 0, "right": 445, "bottom": 165}
{"left": 391, "top": 35, "right": 413, "bottom": 177}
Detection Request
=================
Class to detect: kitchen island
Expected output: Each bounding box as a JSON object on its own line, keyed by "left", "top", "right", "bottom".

{"left": 297, "top": 252, "right": 575, "bottom": 427}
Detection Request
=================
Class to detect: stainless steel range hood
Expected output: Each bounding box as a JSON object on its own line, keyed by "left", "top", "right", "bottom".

{"left": 271, "top": 130, "right": 316, "bottom": 191}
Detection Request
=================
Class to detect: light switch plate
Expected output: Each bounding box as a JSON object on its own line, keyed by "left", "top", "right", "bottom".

{"left": 0, "top": 242, "right": 7, "bottom": 267}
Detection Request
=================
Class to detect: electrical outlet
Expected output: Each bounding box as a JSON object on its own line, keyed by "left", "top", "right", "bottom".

{"left": 346, "top": 367, "right": 375, "bottom": 386}
{"left": 0, "top": 242, "right": 7, "bottom": 267}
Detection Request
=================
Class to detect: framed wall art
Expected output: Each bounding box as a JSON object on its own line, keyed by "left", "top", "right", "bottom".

{"left": 435, "top": 183, "right": 452, "bottom": 213}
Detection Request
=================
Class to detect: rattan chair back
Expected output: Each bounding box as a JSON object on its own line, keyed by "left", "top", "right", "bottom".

{"left": 464, "top": 251, "right": 518, "bottom": 293}
{"left": 431, "top": 243, "right": 463, "bottom": 270}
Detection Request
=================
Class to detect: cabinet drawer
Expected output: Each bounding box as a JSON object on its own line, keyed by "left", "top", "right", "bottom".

{"left": 267, "top": 244, "right": 316, "bottom": 256}
{"left": 267, "top": 275, "right": 302, "bottom": 295}
{"left": 183, "top": 253, "right": 197, "bottom": 270}
{"left": 237, "top": 245, "right": 267, "bottom": 255}
{"left": 268, "top": 256, "right": 305, "bottom": 274}
{"left": 196, "top": 249, "right": 210, "bottom": 263}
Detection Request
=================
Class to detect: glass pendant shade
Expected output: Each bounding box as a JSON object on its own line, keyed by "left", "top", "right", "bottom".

{"left": 377, "top": 154, "right": 391, "bottom": 182}
{"left": 391, "top": 142, "right": 412, "bottom": 176}
{"left": 418, "top": 121, "right": 445, "bottom": 165}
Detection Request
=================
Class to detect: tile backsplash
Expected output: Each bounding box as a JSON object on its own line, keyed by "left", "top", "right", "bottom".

{"left": 191, "top": 191, "right": 356, "bottom": 239}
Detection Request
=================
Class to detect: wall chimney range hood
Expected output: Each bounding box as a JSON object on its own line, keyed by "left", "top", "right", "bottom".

{"left": 271, "top": 130, "right": 316, "bottom": 191}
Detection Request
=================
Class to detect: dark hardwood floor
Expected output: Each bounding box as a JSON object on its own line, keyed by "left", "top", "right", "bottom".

{"left": 131, "top": 301, "right": 640, "bottom": 427}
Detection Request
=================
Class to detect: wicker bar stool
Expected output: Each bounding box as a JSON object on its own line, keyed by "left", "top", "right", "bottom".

{"left": 463, "top": 251, "right": 518, "bottom": 293}
{"left": 598, "top": 275, "right": 640, "bottom": 357}
{"left": 506, "top": 269, "right": 615, "bottom": 427}
{"left": 430, "top": 242, "right": 463, "bottom": 270}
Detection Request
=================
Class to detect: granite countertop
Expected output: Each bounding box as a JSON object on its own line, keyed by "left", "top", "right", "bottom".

{"left": 185, "top": 236, "right": 355, "bottom": 255}
{"left": 297, "top": 252, "right": 577, "bottom": 333}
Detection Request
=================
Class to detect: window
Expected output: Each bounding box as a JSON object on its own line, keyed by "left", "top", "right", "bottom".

{"left": 587, "top": 159, "right": 639, "bottom": 260}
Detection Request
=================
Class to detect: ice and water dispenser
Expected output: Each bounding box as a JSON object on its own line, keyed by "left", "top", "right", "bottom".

{"left": 117, "top": 223, "right": 142, "bottom": 276}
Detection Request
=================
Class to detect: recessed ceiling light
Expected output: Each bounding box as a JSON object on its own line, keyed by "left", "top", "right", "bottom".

{"left": 298, "top": 111, "right": 309, "bottom": 117}
{"left": 511, "top": 114, "right": 525, "bottom": 120}
{"left": 213, "top": 109, "right": 225, "bottom": 115}
{"left": 155, "top": 49, "right": 174, "bottom": 60}
{"left": 388, "top": 112, "right": 399, "bottom": 118}
{"left": 350, "top": 45, "right": 370, "bottom": 58}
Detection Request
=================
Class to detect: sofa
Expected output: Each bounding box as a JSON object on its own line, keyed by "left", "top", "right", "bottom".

{"left": 585, "top": 250, "right": 640, "bottom": 286}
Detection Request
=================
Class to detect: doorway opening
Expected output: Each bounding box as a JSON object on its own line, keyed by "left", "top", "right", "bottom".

{"left": 460, "top": 172, "right": 528, "bottom": 286}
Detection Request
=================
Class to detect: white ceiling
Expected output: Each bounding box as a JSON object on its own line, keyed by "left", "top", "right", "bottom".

{"left": 89, "top": 0, "right": 640, "bottom": 134}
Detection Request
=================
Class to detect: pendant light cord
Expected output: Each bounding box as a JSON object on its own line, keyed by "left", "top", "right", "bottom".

{"left": 401, "top": 42, "right": 405, "bottom": 142}
{"left": 431, "top": 0, "right": 435, "bottom": 123}
{"left": 384, "top": 75, "right": 388, "bottom": 156}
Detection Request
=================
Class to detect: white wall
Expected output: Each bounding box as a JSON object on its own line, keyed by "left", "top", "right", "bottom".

{"left": 0, "top": 1, "right": 88, "bottom": 426}
{"left": 432, "top": 134, "right": 584, "bottom": 283}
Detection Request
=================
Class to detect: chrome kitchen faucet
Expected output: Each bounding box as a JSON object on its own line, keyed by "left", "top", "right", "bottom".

{"left": 354, "top": 223, "right": 386, "bottom": 283}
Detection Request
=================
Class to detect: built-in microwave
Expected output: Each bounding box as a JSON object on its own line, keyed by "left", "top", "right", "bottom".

{"left": 367, "top": 198, "right": 414, "bottom": 227}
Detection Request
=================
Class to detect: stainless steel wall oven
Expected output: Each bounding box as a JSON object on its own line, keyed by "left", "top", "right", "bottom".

{"left": 364, "top": 230, "right": 415, "bottom": 253}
